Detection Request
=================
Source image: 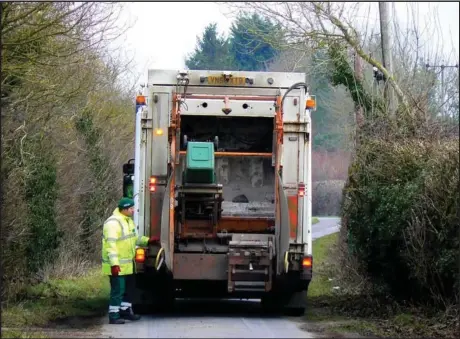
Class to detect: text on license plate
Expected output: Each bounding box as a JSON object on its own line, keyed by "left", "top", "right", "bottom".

{"left": 208, "top": 76, "right": 246, "bottom": 85}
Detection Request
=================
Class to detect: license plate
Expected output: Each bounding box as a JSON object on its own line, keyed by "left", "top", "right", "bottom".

{"left": 208, "top": 76, "right": 246, "bottom": 86}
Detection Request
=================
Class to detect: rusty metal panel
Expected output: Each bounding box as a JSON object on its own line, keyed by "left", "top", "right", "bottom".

{"left": 228, "top": 256, "right": 271, "bottom": 266}
{"left": 227, "top": 237, "right": 274, "bottom": 293}
{"left": 181, "top": 219, "right": 213, "bottom": 237}
{"left": 173, "top": 253, "right": 228, "bottom": 280}
{"left": 218, "top": 217, "right": 273, "bottom": 233}
{"left": 180, "top": 218, "right": 274, "bottom": 239}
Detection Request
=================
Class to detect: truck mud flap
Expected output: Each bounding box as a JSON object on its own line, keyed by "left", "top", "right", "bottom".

{"left": 276, "top": 173, "right": 290, "bottom": 275}
{"left": 160, "top": 172, "right": 173, "bottom": 271}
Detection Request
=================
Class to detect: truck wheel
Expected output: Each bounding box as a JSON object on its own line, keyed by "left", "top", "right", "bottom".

{"left": 157, "top": 289, "right": 175, "bottom": 313}
{"left": 284, "top": 306, "right": 306, "bottom": 317}
{"left": 153, "top": 276, "right": 175, "bottom": 313}
{"left": 260, "top": 294, "right": 283, "bottom": 314}
{"left": 133, "top": 303, "right": 152, "bottom": 315}
{"left": 283, "top": 290, "right": 307, "bottom": 317}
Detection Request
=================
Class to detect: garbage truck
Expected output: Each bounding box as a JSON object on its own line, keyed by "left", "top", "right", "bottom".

{"left": 122, "top": 69, "right": 316, "bottom": 315}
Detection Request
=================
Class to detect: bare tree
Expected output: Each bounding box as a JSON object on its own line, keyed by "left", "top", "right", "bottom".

{"left": 221, "top": 2, "right": 459, "bottom": 120}
{"left": 1, "top": 2, "right": 138, "bottom": 297}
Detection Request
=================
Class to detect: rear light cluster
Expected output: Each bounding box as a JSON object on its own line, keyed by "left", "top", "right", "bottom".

{"left": 149, "top": 177, "right": 156, "bottom": 192}
{"left": 298, "top": 183, "right": 305, "bottom": 197}
{"left": 135, "top": 248, "right": 146, "bottom": 263}
{"left": 302, "top": 255, "right": 312, "bottom": 268}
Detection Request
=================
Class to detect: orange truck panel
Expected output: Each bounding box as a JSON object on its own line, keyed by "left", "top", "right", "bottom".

{"left": 287, "top": 195, "right": 298, "bottom": 239}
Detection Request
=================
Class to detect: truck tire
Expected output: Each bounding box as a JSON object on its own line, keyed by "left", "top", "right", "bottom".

{"left": 284, "top": 306, "right": 306, "bottom": 317}
{"left": 157, "top": 289, "right": 175, "bottom": 313}
{"left": 261, "top": 289, "right": 307, "bottom": 317}
{"left": 283, "top": 290, "right": 308, "bottom": 317}
{"left": 260, "top": 293, "right": 283, "bottom": 314}
{"left": 133, "top": 303, "right": 152, "bottom": 315}
{"left": 153, "top": 276, "right": 175, "bottom": 313}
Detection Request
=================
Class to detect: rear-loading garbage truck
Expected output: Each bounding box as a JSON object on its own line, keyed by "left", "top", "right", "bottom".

{"left": 122, "top": 69, "right": 316, "bottom": 315}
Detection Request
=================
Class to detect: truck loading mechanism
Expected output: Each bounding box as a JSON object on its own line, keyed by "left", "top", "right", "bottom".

{"left": 122, "top": 69, "right": 316, "bottom": 315}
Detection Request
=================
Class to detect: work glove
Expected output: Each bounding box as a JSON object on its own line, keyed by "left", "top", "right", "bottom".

{"left": 111, "top": 265, "right": 121, "bottom": 276}
{"left": 148, "top": 236, "right": 160, "bottom": 244}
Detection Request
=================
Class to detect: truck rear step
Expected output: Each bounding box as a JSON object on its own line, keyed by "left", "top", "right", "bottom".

{"left": 227, "top": 234, "right": 274, "bottom": 293}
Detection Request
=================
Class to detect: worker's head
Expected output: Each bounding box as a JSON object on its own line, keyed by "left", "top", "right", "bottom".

{"left": 118, "top": 197, "right": 135, "bottom": 217}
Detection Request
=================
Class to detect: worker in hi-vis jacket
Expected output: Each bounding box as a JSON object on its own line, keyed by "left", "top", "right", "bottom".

{"left": 102, "top": 197, "right": 159, "bottom": 324}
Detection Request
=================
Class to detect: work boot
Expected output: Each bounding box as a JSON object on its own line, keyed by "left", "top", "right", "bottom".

{"left": 120, "top": 307, "right": 141, "bottom": 321}
{"left": 109, "top": 317, "right": 125, "bottom": 325}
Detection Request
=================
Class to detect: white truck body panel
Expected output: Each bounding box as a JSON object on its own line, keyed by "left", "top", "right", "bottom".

{"left": 134, "top": 69, "right": 313, "bottom": 260}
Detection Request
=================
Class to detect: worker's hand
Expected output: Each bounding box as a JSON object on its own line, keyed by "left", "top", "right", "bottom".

{"left": 148, "top": 236, "right": 160, "bottom": 244}
{"left": 111, "top": 265, "right": 121, "bottom": 276}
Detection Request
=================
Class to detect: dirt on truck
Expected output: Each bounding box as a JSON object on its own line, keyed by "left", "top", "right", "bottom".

{"left": 122, "top": 69, "right": 316, "bottom": 316}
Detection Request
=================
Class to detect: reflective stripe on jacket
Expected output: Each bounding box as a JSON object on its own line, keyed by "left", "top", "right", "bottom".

{"left": 101, "top": 208, "right": 149, "bottom": 276}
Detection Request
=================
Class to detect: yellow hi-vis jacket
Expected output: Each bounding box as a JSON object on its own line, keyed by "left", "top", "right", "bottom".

{"left": 102, "top": 208, "right": 149, "bottom": 276}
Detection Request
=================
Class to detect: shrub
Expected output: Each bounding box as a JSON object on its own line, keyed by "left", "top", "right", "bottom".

{"left": 24, "top": 136, "right": 61, "bottom": 276}
{"left": 342, "top": 137, "right": 459, "bottom": 306}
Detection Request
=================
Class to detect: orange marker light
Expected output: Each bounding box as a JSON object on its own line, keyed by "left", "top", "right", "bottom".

{"left": 302, "top": 256, "right": 312, "bottom": 268}
{"left": 154, "top": 128, "right": 163, "bottom": 136}
{"left": 135, "top": 248, "right": 146, "bottom": 263}
{"left": 305, "top": 98, "right": 316, "bottom": 110}
{"left": 149, "top": 177, "right": 157, "bottom": 192}
{"left": 136, "top": 95, "right": 146, "bottom": 105}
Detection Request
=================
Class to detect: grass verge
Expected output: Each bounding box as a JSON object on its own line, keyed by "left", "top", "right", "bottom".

{"left": 312, "top": 216, "right": 320, "bottom": 224}
{"left": 305, "top": 233, "right": 459, "bottom": 338}
{"left": 1, "top": 268, "right": 109, "bottom": 337}
{"left": 309, "top": 232, "right": 337, "bottom": 298}
{"left": 1, "top": 330, "right": 49, "bottom": 339}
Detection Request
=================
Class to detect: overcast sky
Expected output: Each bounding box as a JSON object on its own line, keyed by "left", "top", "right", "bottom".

{"left": 114, "top": 2, "right": 459, "bottom": 85}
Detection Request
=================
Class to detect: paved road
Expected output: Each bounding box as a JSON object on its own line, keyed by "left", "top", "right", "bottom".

{"left": 102, "top": 217, "right": 341, "bottom": 339}
{"left": 313, "top": 217, "right": 341, "bottom": 240}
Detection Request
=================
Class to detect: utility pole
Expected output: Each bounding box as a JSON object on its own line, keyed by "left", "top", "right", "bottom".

{"left": 425, "top": 63, "right": 459, "bottom": 119}
{"left": 353, "top": 52, "right": 365, "bottom": 149}
{"left": 354, "top": 52, "right": 364, "bottom": 129}
{"left": 379, "top": 2, "right": 396, "bottom": 117}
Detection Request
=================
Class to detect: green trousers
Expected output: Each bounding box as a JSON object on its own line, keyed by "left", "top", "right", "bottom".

{"left": 109, "top": 275, "right": 134, "bottom": 320}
